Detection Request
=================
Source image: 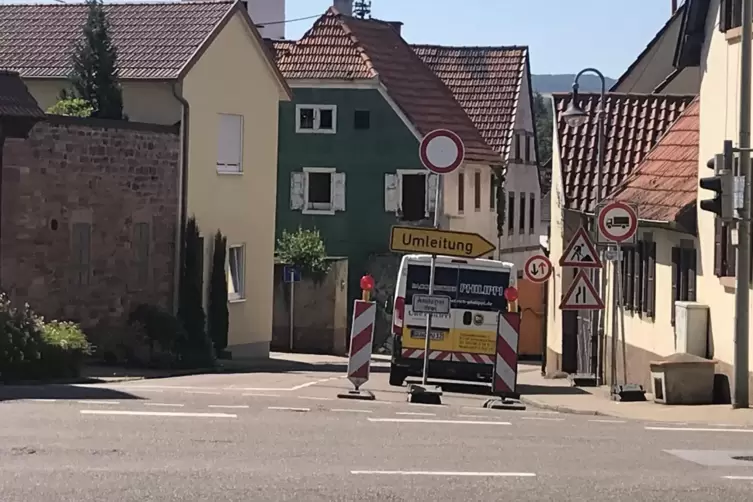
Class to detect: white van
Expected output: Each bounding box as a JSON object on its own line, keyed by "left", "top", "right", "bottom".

{"left": 389, "top": 254, "right": 516, "bottom": 386}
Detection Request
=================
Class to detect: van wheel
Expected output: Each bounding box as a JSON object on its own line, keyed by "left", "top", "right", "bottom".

{"left": 389, "top": 366, "right": 406, "bottom": 387}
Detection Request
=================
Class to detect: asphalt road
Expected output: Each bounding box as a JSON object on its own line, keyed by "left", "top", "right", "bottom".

{"left": 1, "top": 360, "right": 753, "bottom": 501}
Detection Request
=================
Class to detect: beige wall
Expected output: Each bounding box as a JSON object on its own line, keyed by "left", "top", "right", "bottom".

{"left": 697, "top": 0, "right": 753, "bottom": 373}
{"left": 182, "top": 12, "right": 286, "bottom": 358}
{"left": 24, "top": 79, "right": 181, "bottom": 125}
{"left": 546, "top": 131, "right": 567, "bottom": 355}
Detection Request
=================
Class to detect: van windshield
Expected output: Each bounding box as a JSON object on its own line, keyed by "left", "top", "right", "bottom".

{"left": 405, "top": 264, "right": 510, "bottom": 312}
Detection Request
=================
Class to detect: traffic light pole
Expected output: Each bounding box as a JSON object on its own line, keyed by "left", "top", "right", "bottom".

{"left": 734, "top": 0, "right": 751, "bottom": 409}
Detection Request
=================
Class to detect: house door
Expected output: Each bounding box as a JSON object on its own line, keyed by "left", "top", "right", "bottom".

{"left": 517, "top": 278, "right": 543, "bottom": 357}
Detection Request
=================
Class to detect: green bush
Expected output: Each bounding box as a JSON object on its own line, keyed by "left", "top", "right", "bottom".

{"left": 39, "top": 321, "right": 92, "bottom": 378}
{"left": 276, "top": 227, "right": 330, "bottom": 280}
{"left": 46, "top": 98, "right": 93, "bottom": 118}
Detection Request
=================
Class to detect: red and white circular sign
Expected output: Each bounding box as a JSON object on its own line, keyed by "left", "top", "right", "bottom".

{"left": 419, "top": 129, "right": 465, "bottom": 174}
{"left": 524, "top": 254, "right": 553, "bottom": 284}
{"left": 598, "top": 201, "right": 638, "bottom": 243}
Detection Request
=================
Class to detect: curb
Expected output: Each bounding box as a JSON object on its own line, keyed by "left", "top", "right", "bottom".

{"left": 519, "top": 396, "right": 611, "bottom": 417}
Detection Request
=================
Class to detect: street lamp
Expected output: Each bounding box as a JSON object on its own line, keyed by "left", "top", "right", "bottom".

{"left": 564, "top": 67, "right": 607, "bottom": 386}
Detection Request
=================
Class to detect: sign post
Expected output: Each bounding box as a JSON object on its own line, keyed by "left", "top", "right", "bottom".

{"left": 596, "top": 201, "right": 646, "bottom": 402}
{"left": 283, "top": 265, "right": 301, "bottom": 352}
{"left": 409, "top": 129, "right": 465, "bottom": 404}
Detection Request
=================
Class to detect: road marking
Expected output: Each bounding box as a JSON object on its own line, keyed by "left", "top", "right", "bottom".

{"left": 646, "top": 426, "right": 753, "bottom": 433}
{"left": 332, "top": 408, "right": 373, "bottom": 414}
{"left": 132, "top": 389, "right": 164, "bottom": 393}
{"left": 76, "top": 400, "right": 121, "bottom": 405}
{"left": 268, "top": 406, "right": 310, "bottom": 413}
{"left": 208, "top": 405, "right": 249, "bottom": 409}
{"left": 298, "top": 396, "right": 334, "bottom": 401}
{"left": 186, "top": 391, "right": 221, "bottom": 395}
{"left": 457, "top": 414, "right": 488, "bottom": 419}
{"left": 350, "top": 470, "right": 535, "bottom": 477}
{"left": 589, "top": 419, "right": 626, "bottom": 424}
{"left": 144, "top": 403, "right": 184, "bottom": 408}
{"left": 368, "top": 418, "right": 510, "bottom": 425}
{"left": 396, "top": 412, "right": 436, "bottom": 416}
{"left": 80, "top": 410, "right": 236, "bottom": 418}
{"left": 290, "top": 378, "right": 337, "bottom": 391}
{"left": 724, "top": 475, "right": 753, "bottom": 480}
{"left": 242, "top": 393, "right": 282, "bottom": 397}
{"left": 25, "top": 399, "right": 58, "bottom": 403}
{"left": 520, "top": 416, "right": 565, "bottom": 422}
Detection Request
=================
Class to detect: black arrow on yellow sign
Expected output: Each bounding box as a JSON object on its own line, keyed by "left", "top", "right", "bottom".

{"left": 389, "top": 226, "right": 496, "bottom": 259}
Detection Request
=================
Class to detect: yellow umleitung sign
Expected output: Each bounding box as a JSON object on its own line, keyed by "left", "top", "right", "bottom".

{"left": 390, "top": 226, "right": 496, "bottom": 258}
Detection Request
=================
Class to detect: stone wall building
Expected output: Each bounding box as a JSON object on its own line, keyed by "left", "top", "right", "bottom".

{"left": 2, "top": 116, "right": 180, "bottom": 351}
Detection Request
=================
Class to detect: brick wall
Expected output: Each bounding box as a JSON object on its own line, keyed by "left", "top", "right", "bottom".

{"left": 1, "top": 116, "right": 180, "bottom": 349}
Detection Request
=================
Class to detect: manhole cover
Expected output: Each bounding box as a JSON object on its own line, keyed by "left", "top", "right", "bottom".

{"left": 731, "top": 456, "right": 753, "bottom": 462}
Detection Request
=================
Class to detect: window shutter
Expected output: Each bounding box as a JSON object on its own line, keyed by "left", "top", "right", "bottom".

{"left": 620, "top": 249, "right": 628, "bottom": 306}
{"left": 634, "top": 242, "right": 643, "bottom": 314}
{"left": 384, "top": 173, "right": 400, "bottom": 212}
{"left": 671, "top": 247, "right": 679, "bottom": 325}
{"left": 725, "top": 223, "right": 736, "bottom": 276}
{"left": 647, "top": 241, "right": 656, "bottom": 318}
{"left": 626, "top": 247, "right": 634, "bottom": 310}
{"left": 687, "top": 247, "right": 697, "bottom": 301}
{"left": 714, "top": 218, "right": 723, "bottom": 276}
{"left": 426, "top": 173, "right": 438, "bottom": 215}
{"left": 217, "top": 114, "right": 242, "bottom": 170}
{"left": 333, "top": 172, "right": 346, "bottom": 211}
{"left": 290, "top": 172, "right": 305, "bottom": 210}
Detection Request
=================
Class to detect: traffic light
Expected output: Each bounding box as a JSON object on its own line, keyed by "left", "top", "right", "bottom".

{"left": 700, "top": 141, "right": 734, "bottom": 220}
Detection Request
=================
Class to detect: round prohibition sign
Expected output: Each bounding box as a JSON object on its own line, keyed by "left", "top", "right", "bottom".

{"left": 524, "top": 254, "right": 553, "bottom": 284}
{"left": 598, "top": 201, "right": 638, "bottom": 243}
{"left": 419, "top": 129, "right": 465, "bottom": 174}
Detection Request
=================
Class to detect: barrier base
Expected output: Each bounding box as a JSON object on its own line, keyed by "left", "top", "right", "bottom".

{"left": 337, "top": 389, "right": 375, "bottom": 401}
{"left": 610, "top": 383, "right": 646, "bottom": 402}
{"left": 406, "top": 384, "right": 443, "bottom": 405}
{"left": 483, "top": 397, "right": 526, "bottom": 411}
{"left": 569, "top": 373, "right": 598, "bottom": 387}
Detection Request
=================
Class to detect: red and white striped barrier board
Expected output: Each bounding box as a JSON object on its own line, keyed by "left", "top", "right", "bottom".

{"left": 453, "top": 352, "right": 494, "bottom": 365}
{"left": 492, "top": 312, "right": 521, "bottom": 395}
{"left": 401, "top": 349, "right": 452, "bottom": 361}
{"left": 347, "top": 300, "right": 376, "bottom": 390}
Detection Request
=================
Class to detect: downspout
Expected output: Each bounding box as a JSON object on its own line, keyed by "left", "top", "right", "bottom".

{"left": 171, "top": 83, "right": 190, "bottom": 315}
{"left": 0, "top": 127, "right": 4, "bottom": 289}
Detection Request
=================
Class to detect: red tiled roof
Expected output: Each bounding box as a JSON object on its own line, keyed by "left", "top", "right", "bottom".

{"left": 264, "top": 39, "right": 296, "bottom": 60}
{"left": 611, "top": 98, "right": 699, "bottom": 222}
{"left": 0, "top": 70, "right": 44, "bottom": 119}
{"left": 554, "top": 92, "right": 696, "bottom": 212}
{"left": 277, "top": 9, "right": 501, "bottom": 165}
{"left": 412, "top": 45, "right": 527, "bottom": 159}
{"left": 0, "top": 1, "right": 234, "bottom": 80}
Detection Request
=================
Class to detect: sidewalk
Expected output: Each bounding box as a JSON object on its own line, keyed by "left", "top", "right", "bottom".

{"left": 517, "top": 366, "right": 753, "bottom": 426}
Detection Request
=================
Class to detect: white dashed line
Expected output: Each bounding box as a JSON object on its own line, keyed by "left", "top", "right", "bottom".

{"left": 368, "top": 418, "right": 510, "bottom": 425}
{"left": 185, "top": 391, "right": 222, "bottom": 395}
{"left": 80, "top": 410, "right": 236, "bottom": 419}
{"left": 724, "top": 475, "right": 753, "bottom": 480}
{"left": 268, "top": 406, "right": 310, "bottom": 413}
{"left": 242, "top": 393, "right": 282, "bottom": 397}
{"left": 208, "top": 405, "right": 250, "bottom": 409}
{"left": 298, "top": 396, "right": 335, "bottom": 401}
{"left": 25, "top": 399, "right": 58, "bottom": 403}
{"left": 144, "top": 403, "right": 184, "bottom": 408}
{"left": 589, "top": 419, "right": 626, "bottom": 424}
{"left": 332, "top": 408, "right": 373, "bottom": 413}
{"left": 76, "top": 400, "right": 121, "bottom": 405}
{"left": 351, "top": 470, "right": 535, "bottom": 477}
{"left": 457, "top": 414, "right": 489, "bottom": 419}
{"left": 520, "top": 416, "right": 565, "bottom": 422}
{"left": 646, "top": 426, "right": 753, "bottom": 433}
{"left": 396, "top": 411, "right": 436, "bottom": 416}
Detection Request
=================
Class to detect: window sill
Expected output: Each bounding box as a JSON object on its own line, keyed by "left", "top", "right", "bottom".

{"left": 720, "top": 276, "right": 736, "bottom": 290}
{"left": 217, "top": 169, "right": 243, "bottom": 175}
{"left": 296, "top": 129, "right": 337, "bottom": 135}
{"left": 302, "top": 208, "right": 336, "bottom": 216}
{"left": 228, "top": 297, "right": 246, "bottom": 304}
{"left": 726, "top": 26, "right": 743, "bottom": 43}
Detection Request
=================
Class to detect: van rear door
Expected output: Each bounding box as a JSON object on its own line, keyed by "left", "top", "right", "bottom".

{"left": 451, "top": 266, "right": 510, "bottom": 364}
{"left": 401, "top": 262, "right": 457, "bottom": 354}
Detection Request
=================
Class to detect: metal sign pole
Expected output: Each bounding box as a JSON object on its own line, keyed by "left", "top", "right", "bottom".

{"left": 421, "top": 175, "right": 442, "bottom": 385}
{"left": 289, "top": 277, "right": 295, "bottom": 352}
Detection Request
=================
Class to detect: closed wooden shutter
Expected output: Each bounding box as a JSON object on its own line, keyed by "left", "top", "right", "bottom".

{"left": 626, "top": 247, "right": 634, "bottom": 310}
{"left": 634, "top": 242, "right": 644, "bottom": 315}
{"left": 687, "top": 247, "right": 697, "bottom": 302}
{"left": 671, "top": 247, "right": 680, "bottom": 326}
{"left": 647, "top": 241, "right": 656, "bottom": 318}
{"left": 725, "top": 223, "right": 736, "bottom": 276}
{"left": 714, "top": 218, "right": 723, "bottom": 276}
{"left": 621, "top": 249, "right": 628, "bottom": 306}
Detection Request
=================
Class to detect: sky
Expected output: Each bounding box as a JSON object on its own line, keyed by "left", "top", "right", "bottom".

{"left": 6, "top": 0, "right": 680, "bottom": 78}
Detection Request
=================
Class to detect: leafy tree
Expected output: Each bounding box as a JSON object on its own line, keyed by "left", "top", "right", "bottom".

{"left": 177, "top": 216, "right": 214, "bottom": 368}
{"left": 276, "top": 227, "right": 330, "bottom": 280}
{"left": 46, "top": 98, "right": 93, "bottom": 118}
{"left": 69, "top": 0, "right": 124, "bottom": 120}
{"left": 533, "top": 92, "right": 553, "bottom": 162}
{"left": 207, "top": 230, "right": 229, "bottom": 357}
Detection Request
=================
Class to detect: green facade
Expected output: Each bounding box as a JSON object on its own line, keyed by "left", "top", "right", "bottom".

{"left": 276, "top": 87, "right": 424, "bottom": 307}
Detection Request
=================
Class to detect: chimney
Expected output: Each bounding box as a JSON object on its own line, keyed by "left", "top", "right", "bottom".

{"left": 333, "top": 0, "right": 353, "bottom": 16}
{"left": 386, "top": 21, "right": 403, "bottom": 35}
{"left": 671, "top": 0, "right": 678, "bottom": 14}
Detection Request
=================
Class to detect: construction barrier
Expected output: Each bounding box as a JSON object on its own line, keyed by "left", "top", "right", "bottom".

{"left": 346, "top": 299, "right": 376, "bottom": 391}
{"left": 492, "top": 312, "right": 521, "bottom": 396}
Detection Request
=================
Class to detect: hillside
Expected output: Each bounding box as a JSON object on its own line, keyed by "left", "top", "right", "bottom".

{"left": 532, "top": 74, "right": 617, "bottom": 95}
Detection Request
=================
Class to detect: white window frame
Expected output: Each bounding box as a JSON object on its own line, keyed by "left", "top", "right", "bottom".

{"left": 227, "top": 243, "right": 246, "bottom": 302}
{"left": 216, "top": 113, "right": 243, "bottom": 174}
{"left": 295, "top": 104, "right": 337, "bottom": 134}
{"left": 303, "top": 167, "right": 336, "bottom": 215}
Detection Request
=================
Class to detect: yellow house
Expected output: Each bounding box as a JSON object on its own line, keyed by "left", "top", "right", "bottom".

{"left": 672, "top": 0, "right": 753, "bottom": 399}
{"left": 0, "top": 0, "right": 292, "bottom": 358}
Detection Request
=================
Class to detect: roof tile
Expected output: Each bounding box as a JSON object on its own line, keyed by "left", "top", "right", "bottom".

{"left": 612, "top": 98, "right": 699, "bottom": 222}
{"left": 277, "top": 10, "right": 501, "bottom": 165}
{"left": 412, "top": 45, "right": 526, "bottom": 158}
{"left": 0, "top": 1, "right": 234, "bottom": 80}
{"left": 554, "top": 92, "right": 697, "bottom": 212}
{"left": 0, "top": 70, "right": 44, "bottom": 119}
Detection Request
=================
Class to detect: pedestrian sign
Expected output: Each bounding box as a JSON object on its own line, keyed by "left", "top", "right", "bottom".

{"left": 559, "top": 270, "right": 604, "bottom": 310}
{"left": 559, "top": 227, "right": 602, "bottom": 268}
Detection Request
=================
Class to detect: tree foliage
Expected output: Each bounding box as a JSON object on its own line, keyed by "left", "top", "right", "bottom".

{"left": 276, "top": 227, "right": 330, "bottom": 279}
{"left": 533, "top": 92, "right": 553, "bottom": 163}
{"left": 46, "top": 98, "right": 93, "bottom": 118}
{"left": 207, "top": 230, "right": 229, "bottom": 356}
{"left": 69, "top": 0, "right": 124, "bottom": 120}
